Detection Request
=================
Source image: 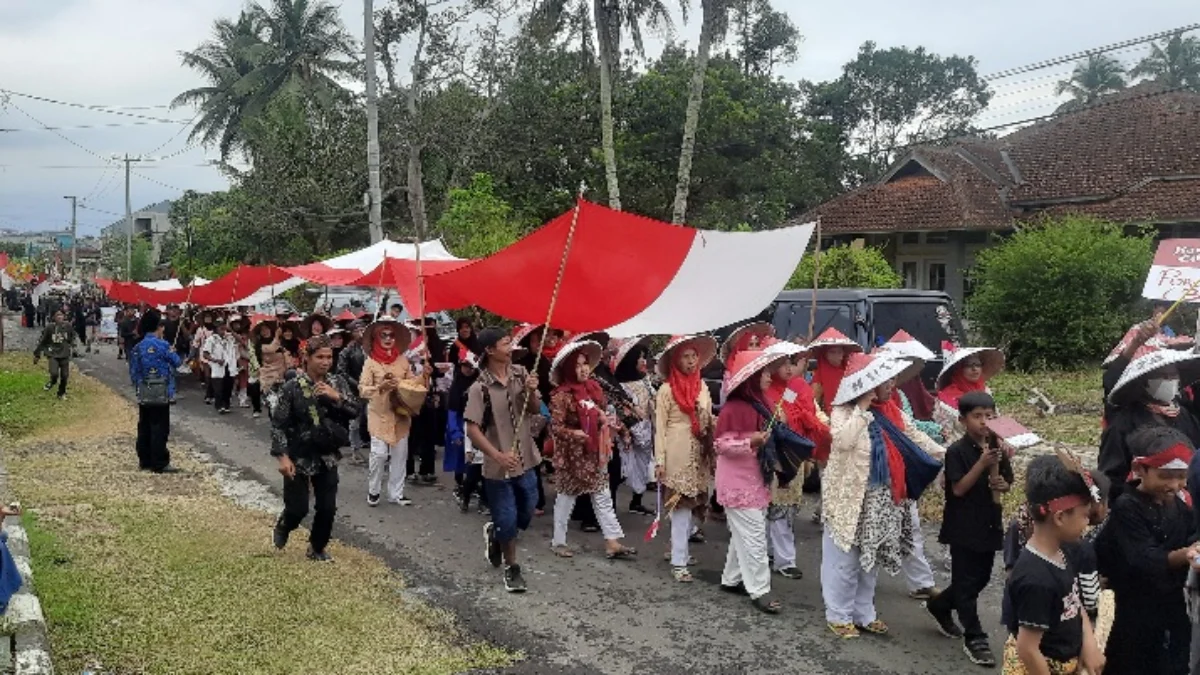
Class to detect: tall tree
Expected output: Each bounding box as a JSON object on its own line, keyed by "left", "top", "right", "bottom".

{"left": 1129, "top": 31, "right": 1200, "bottom": 92}
{"left": 171, "top": 13, "right": 262, "bottom": 158}
{"left": 1054, "top": 54, "right": 1126, "bottom": 106}
{"left": 173, "top": 0, "right": 357, "bottom": 159}
{"left": 803, "top": 42, "right": 991, "bottom": 185}
{"left": 671, "top": 0, "right": 731, "bottom": 223}
{"left": 728, "top": 0, "right": 799, "bottom": 77}
{"left": 534, "top": 0, "right": 674, "bottom": 210}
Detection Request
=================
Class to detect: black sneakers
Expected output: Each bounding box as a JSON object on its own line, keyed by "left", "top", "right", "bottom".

{"left": 964, "top": 639, "right": 996, "bottom": 667}
{"left": 272, "top": 524, "right": 289, "bottom": 550}
{"left": 504, "top": 564, "right": 527, "bottom": 593}
{"left": 307, "top": 547, "right": 334, "bottom": 563}
{"left": 484, "top": 522, "right": 502, "bottom": 568}
{"left": 924, "top": 602, "right": 964, "bottom": 639}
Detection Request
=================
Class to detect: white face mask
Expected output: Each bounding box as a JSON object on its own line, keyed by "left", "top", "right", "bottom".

{"left": 1146, "top": 377, "right": 1179, "bottom": 404}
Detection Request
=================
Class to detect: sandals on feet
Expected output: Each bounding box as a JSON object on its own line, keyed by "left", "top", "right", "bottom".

{"left": 828, "top": 622, "right": 859, "bottom": 639}
{"left": 855, "top": 620, "right": 889, "bottom": 635}
{"left": 551, "top": 545, "right": 575, "bottom": 558}
{"left": 606, "top": 546, "right": 637, "bottom": 560}
{"left": 751, "top": 594, "right": 782, "bottom": 614}
{"left": 719, "top": 582, "right": 748, "bottom": 596}
{"left": 671, "top": 566, "right": 693, "bottom": 583}
{"left": 776, "top": 566, "right": 804, "bottom": 580}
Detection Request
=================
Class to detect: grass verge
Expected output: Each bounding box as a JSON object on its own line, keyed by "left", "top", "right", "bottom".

{"left": 3, "top": 356, "right": 515, "bottom": 674}
{"left": 990, "top": 368, "right": 1103, "bottom": 447}
{"left": 0, "top": 353, "right": 116, "bottom": 441}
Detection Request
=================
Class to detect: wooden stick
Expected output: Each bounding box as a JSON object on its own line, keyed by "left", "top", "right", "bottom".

{"left": 807, "top": 219, "right": 822, "bottom": 342}
{"left": 507, "top": 183, "right": 587, "bottom": 473}
{"left": 1156, "top": 276, "right": 1200, "bottom": 326}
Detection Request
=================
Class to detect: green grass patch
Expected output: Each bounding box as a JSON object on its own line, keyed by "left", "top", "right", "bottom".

{"left": 0, "top": 353, "right": 111, "bottom": 441}
{"left": 990, "top": 369, "right": 1103, "bottom": 447}
{"left": 7, "top": 364, "right": 515, "bottom": 675}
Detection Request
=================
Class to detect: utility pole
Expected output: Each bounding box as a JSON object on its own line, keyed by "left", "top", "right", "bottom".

{"left": 364, "top": 0, "right": 384, "bottom": 243}
{"left": 120, "top": 154, "right": 142, "bottom": 281}
{"left": 63, "top": 195, "right": 77, "bottom": 280}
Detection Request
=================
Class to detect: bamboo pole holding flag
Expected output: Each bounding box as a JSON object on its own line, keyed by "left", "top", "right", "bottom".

{"left": 1155, "top": 276, "right": 1200, "bottom": 326}
{"left": 807, "top": 218, "right": 822, "bottom": 342}
{"left": 506, "top": 183, "right": 587, "bottom": 477}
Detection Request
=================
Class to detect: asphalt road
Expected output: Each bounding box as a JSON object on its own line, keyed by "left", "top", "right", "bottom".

{"left": 63, "top": 335, "right": 1006, "bottom": 675}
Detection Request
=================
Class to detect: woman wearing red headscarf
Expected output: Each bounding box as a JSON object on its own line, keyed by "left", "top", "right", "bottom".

{"left": 654, "top": 335, "right": 718, "bottom": 583}
{"left": 762, "top": 347, "right": 830, "bottom": 579}
{"left": 933, "top": 345, "right": 1005, "bottom": 443}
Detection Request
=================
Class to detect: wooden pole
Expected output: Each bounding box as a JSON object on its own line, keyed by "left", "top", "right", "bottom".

{"left": 506, "top": 183, "right": 587, "bottom": 475}
{"left": 807, "top": 218, "right": 822, "bottom": 342}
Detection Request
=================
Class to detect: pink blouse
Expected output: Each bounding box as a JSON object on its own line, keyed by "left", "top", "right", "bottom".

{"left": 714, "top": 432, "right": 770, "bottom": 510}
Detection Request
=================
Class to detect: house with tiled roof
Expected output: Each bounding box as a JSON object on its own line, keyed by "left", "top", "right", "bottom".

{"left": 795, "top": 82, "right": 1200, "bottom": 304}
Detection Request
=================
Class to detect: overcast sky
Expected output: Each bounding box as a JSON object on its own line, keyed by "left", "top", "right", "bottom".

{"left": 0, "top": 0, "right": 1195, "bottom": 236}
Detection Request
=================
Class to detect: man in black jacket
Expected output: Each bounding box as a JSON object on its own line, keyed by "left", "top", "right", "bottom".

{"left": 270, "top": 336, "right": 359, "bottom": 562}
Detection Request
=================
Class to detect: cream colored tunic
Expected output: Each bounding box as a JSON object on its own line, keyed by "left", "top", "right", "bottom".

{"left": 359, "top": 357, "right": 423, "bottom": 445}
{"left": 653, "top": 383, "right": 714, "bottom": 499}
{"left": 823, "top": 404, "right": 946, "bottom": 553}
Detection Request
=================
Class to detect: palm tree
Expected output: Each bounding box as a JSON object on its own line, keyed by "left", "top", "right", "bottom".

{"left": 1129, "top": 31, "right": 1200, "bottom": 92}
{"left": 533, "top": 0, "right": 675, "bottom": 210}
{"left": 172, "top": 0, "right": 356, "bottom": 159}
{"left": 671, "top": 0, "right": 731, "bottom": 224}
{"left": 171, "top": 13, "right": 262, "bottom": 158}
{"left": 1054, "top": 53, "right": 1127, "bottom": 106}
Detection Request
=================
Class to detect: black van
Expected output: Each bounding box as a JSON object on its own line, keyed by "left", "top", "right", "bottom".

{"left": 704, "top": 289, "right": 966, "bottom": 394}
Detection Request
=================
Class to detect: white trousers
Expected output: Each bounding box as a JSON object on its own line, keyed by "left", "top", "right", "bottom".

{"left": 368, "top": 437, "right": 409, "bottom": 501}
{"left": 722, "top": 507, "right": 771, "bottom": 600}
{"left": 901, "top": 501, "right": 936, "bottom": 592}
{"left": 553, "top": 490, "right": 624, "bottom": 547}
{"left": 821, "top": 529, "right": 878, "bottom": 625}
{"left": 669, "top": 508, "right": 692, "bottom": 567}
{"left": 767, "top": 516, "right": 797, "bottom": 570}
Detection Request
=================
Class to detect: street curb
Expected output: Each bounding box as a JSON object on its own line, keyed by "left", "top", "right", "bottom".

{"left": 0, "top": 483, "right": 53, "bottom": 675}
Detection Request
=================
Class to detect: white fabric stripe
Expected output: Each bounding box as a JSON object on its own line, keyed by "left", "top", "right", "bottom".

{"left": 212, "top": 276, "right": 308, "bottom": 308}
{"left": 602, "top": 223, "right": 816, "bottom": 339}
{"left": 319, "top": 238, "right": 463, "bottom": 272}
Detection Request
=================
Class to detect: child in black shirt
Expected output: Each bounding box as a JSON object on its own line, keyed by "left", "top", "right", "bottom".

{"left": 1001, "top": 471, "right": 1109, "bottom": 627}
{"left": 1002, "top": 454, "right": 1104, "bottom": 674}
{"left": 1096, "top": 425, "right": 1198, "bottom": 675}
{"left": 926, "top": 392, "right": 1014, "bottom": 667}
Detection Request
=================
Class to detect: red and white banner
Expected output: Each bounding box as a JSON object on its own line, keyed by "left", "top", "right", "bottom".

{"left": 1144, "top": 239, "right": 1200, "bottom": 302}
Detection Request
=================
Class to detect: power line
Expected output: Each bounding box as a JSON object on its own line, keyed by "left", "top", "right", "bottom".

{"left": 982, "top": 24, "right": 1200, "bottom": 81}
{"left": 0, "top": 89, "right": 189, "bottom": 125}
{"left": 0, "top": 120, "right": 187, "bottom": 132}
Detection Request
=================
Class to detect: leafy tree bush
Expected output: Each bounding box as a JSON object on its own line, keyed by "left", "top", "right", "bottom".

{"left": 436, "top": 173, "right": 528, "bottom": 259}
{"left": 968, "top": 216, "right": 1154, "bottom": 369}
{"left": 788, "top": 243, "right": 902, "bottom": 289}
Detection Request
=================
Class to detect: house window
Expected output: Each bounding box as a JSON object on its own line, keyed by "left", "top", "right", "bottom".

{"left": 964, "top": 230, "right": 988, "bottom": 244}
{"left": 928, "top": 263, "right": 947, "bottom": 291}
{"left": 901, "top": 261, "right": 918, "bottom": 288}
{"left": 924, "top": 231, "right": 949, "bottom": 244}
{"left": 901, "top": 232, "right": 920, "bottom": 245}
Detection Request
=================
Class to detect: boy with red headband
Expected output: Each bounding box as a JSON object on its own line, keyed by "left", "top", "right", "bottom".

{"left": 1096, "top": 426, "right": 1199, "bottom": 674}
{"left": 1001, "top": 454, "right": 1105, "bottom": 674}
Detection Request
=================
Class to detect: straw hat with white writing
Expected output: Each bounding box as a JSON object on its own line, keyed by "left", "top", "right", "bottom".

{"left": 832, "top": 352, "right": 912, "bottom": 406}
{"left": 723, "top": 342, "right": 804, "bottom": 399}
{"left": 808, "top": 327, "right": 862, "bottom": 353}
{"left": 1108, "top": 345, "right": 1200, "bottom": 405}
{"left": 720, "top": 321, "right": 776, "bottom": 364}
{"left": 550, "top": 340, "right": 604, "bottom": 385}
{"left": 877, "top": 330, "right": 936, "bottom": 385}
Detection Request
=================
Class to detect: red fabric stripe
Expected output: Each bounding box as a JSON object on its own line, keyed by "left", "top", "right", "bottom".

{"left": 418, "top": 201, "right": 695, "bottom": 332}
{"left": 1133, "top": 442, "right": 1193, "bottom": 469}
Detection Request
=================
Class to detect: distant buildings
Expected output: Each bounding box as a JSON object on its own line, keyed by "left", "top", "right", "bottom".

{"left": 99, "top": 199, "right": 174, "bottom": 275}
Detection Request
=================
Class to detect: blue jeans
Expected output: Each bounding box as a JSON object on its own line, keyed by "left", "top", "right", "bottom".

{"left": 484, "top": 468, "right": 538, "bottom": 543}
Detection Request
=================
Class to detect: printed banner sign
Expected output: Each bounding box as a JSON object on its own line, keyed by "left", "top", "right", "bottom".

{"left": 99, "top": 307, "right": 119, "bottom": 340}
{"left": 1144, "top": 239, "right": 1200, "bottom": 302}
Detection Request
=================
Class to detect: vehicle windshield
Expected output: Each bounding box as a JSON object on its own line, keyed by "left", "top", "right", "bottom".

{"left": 870, "top": 300, "right": 962, "bottom": 351}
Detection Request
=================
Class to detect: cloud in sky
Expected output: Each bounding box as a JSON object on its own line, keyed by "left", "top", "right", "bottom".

{"left": 0, "top": 0, "right": 1195, "bottom": 235}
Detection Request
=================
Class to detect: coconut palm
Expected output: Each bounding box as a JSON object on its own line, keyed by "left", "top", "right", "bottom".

{"left": 1129, "top": 31, "right": 1200, "bottom": 92}
{"left": 1054, "top": 54, "right": 1127, "bottom": 105}
{"left": 532, "top": 0, "right": 675, "bottom": 210}
{"left": 171, "top": 13, "right": 262, "bottom": 159}
{"left": 672, "top": 0, "right": 732, "bottom": 223}
{"left": 172, "top": 0, "right": 356, "bottom": 159}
